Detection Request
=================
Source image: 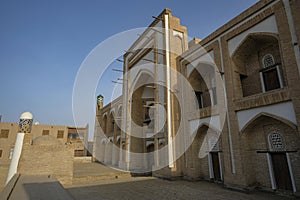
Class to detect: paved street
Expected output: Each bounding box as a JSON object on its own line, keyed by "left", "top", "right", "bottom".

{"left": 1, "top": 162, "right": 297, "bottom": 199}
{"left": 66, "top": 176, "right": 295, "bottom": 200}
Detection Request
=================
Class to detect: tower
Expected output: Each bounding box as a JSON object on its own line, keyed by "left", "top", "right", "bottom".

{"left": 97, "top": 94, "right": 104, "bottom": 111}
{"left": 6, "top": 112, "right": 33, "bottom": 184}
{"left": 18, "top": 112, "right": 33, "bottom": 133}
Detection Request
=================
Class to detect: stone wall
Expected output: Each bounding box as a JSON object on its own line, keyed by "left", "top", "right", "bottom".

{"left": 0, "top": 165, "right": 9, "bottom": 192}
{"left": 18, "top": 135, "right": 73, "bottom": 185}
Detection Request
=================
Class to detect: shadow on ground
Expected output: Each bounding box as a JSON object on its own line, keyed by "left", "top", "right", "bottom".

{"left": 66, "top": 177, "right": 295, "bottom": 200}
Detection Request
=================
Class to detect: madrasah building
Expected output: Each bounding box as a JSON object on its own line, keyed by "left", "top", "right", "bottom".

{"left": 93, "top": 0, "right": 300, "bottom": 195}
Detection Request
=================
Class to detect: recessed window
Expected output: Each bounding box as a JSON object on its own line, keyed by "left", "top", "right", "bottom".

{"left": 68, "top": 133, "right": 84, "bottom": 140}
{"left": 0, "top": 129, "right": 9, "bottom": 138}
{"left": 42, "top": 130, "right": 49, "bottom": 135}
{"left": 195, "top": 91, "right": 203, "bottom": 109}
{"left": 194, "top": 88, "right": 216, "bottom": 109}
{"left": 68, "top": 133, "right": 77, "bottom": 139}
{"left": 111, "top": 120, "right": 115, "bottom": 132}
{"left": 260, "top": 54, "right": 282, "bottom": 92}
{"left": 57, "top": 130, "right": 64, "bottom": 138}
{"left": 144, "top": 103, "right": 155, "bottom": 126}
{"left": 0, "top": 150, "right": 3, "bottom": 158}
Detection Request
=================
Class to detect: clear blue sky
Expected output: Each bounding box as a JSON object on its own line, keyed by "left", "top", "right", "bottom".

{"left": 0, "top": 0, "right": 258, "bottom": 129}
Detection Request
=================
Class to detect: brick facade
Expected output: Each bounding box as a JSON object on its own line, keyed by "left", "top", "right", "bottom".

{"left": 94, "top": 0, "right": 300, "bottom": 195}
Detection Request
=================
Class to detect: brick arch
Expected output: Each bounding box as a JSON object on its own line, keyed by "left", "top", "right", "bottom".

{"left": 231, "top": 32, "right": 284, "bottom": 97}
{"left": 231, "top": 32, "right": 279, "bottom": 60}
{"left": 188, "top": 62, "right": 217, "bottom": 109}
{"left": 109, "top": 108, "right": 115, "bottom": 116}
{"left": 130, "top": 69, "right": 155, "bottom": 94}
{"left": 186, "top": 123, "right": 222, "bottom": 180}
{"left": 130, "top": 70, "right": 155, "bottom": 127}
{"left": 191, "top": 123, "right": 221, "bottom": 158}
{"left": 187, "top": 61, "right": 216, "bottom": 79}
{"left": 115, "top": 106, "right": 122, "bottom": 131}
{"left": 240, "top": 112, "right": 299, "bottom": 189}
{"left": 117, "top": 104, "right": 122, "bottom": 115}
{"left": 146, "top": 141, "right": 154, "bottom": 149}
{"left": 102, "top": 114, "right": 108, "bottom": 134}
{"left": 241, "top": 112, "right": 297, "bottom": 133}
{"left": 191, "top": 122, "right": 220, "bottom": 137}
{"left": 107, "top": 111, "right": 115, "bottom": 134}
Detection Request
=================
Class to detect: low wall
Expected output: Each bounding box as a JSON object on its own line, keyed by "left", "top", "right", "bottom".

{"left": 74, "top": 157, "right": 92, "bottom": 163}
{"left": 0, "top": 165, "right": 9, "bottom": 192}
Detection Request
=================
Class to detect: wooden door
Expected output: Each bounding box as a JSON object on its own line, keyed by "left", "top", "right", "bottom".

{"left": 211, "top": 152, "right": 221, "bottom": 181}
{"left": 271, "top": 153, "right": 293, "bottom": 191}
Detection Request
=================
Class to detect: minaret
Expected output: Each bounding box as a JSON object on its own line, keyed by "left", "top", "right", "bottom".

{"left": 18, "top": 112, "right": 34, "bottom": 133}
{"left": 97, "top": 94, "right": 104, "bottom": 112}
{"left": 92, "top": 95, "right": 104, "bottom": 162}
{"left": 6, "top": 112, "right": 33, "bottom": 184}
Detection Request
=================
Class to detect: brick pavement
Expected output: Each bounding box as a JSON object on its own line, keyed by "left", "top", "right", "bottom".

{"left": 66, "top": 176, "right": 295, "bottom": 200}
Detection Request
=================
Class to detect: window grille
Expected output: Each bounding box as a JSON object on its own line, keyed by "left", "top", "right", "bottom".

{"left": 269, "top": 132, "right": 285, "bottom": 151}
{"left": 263, "top": 54, "right": 275, "bottom": 68}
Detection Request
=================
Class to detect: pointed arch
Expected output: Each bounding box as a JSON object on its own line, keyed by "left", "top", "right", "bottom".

{"left": 241, "top": 112, "right": 297, "bottom": 133}
{"left": 117, "top": 104, "right": 123, "bottom": 114}
{"left": 129, "top": 68, "right": 155, "bottom": 94}
{"left": 231, "top": 32, "right": 279, "bottom": 59}
{"left": 187, "top": 61, "right": 216, "bottom": 79}
{"left": 191, "top": 122, "right": 222, "bottom": 158}
{"left": 191, "top": 122, "right": 220, "bottom": 137}
{"left": 109, "top": 108, "right": 115, "bottom": 116}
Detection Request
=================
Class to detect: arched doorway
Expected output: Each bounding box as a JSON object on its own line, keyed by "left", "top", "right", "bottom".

{"left": 241, "top": 114, "right": 299, "bottom": 192}
{"left": 187, "top": 124, "right": 223, "bottom": 182}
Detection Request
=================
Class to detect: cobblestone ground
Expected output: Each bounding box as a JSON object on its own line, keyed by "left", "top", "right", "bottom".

{"left": 66, "top": 177, "right": 295, "bottom": 200}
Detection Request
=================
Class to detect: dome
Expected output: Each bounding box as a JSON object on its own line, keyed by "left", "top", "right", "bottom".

{"left": 32, "top": 135, "right": 62, "bottom": 146}
{"left": 20, "top": 112, "right": 33, "bottom": 120}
